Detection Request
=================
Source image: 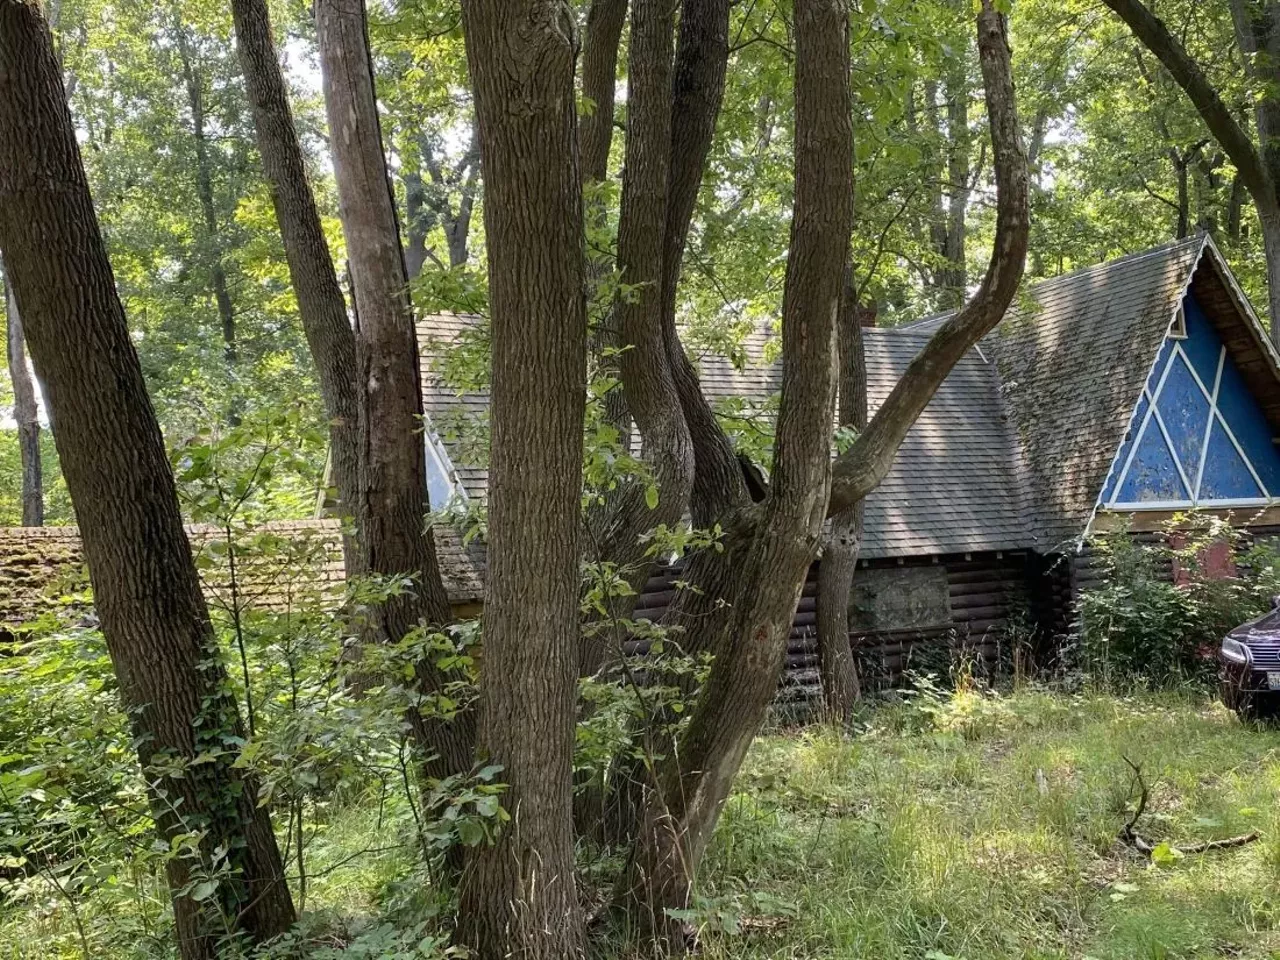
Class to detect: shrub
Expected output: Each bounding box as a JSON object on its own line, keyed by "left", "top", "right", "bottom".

{"left": 1076, "top": 515, "right": 1280, "bottom": 686}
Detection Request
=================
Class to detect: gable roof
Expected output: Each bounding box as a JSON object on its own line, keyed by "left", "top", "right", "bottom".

{"left": 418, "top": 235, "right": 1280, "bottom": 560}
{"left": 985, "top": 234, "right": 1208, "bottom": 549}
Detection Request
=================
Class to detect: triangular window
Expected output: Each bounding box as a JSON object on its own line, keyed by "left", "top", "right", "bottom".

{"left": 1104, "top": 296, "right": 1280, "bottom": 509}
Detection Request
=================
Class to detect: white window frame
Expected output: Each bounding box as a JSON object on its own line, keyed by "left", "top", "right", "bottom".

{"left": 1107, "top": 339, "right": 1273, "bottom": 510}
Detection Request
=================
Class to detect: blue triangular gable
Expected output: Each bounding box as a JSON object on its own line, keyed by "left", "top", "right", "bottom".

{"left": 1104, "top": 293, "right": 1280, "bottom": 508}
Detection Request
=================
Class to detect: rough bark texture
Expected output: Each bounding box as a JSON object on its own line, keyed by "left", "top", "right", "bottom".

{"left": 316, "top": 0, "right": 472, "bottom": 779}
{"left": 828, "top": 2, "right": 1028, "bottom": 516}
{"left": 171, "top": 13, "right": 238, "bottom": 368}
{"left": 1102, "top": 0, "right": 1280, "bottom": 337}
{"left": 230, "top": 0, "right": 361, "bottom": 568}
{"left": 3, "top": 267, "right": 43, "bottom": 527}
{"left": 579, "top": 0, "right": 631, "bottom": 442}
{"left": 0, "top": 5, "right": 294, "bottom": 955}
{"left": 583, "top": 0, "right": 693, "bottom": 673}
{"left": 580, "top": 0, "right": 628, "bottom": 184}
{"left": 457, "top": 2, "right": 587, "bottom": 957}
{"left": 816, "top": 282, "right": 866, "bottom": 724}
{"left": 660, "top": 0, "right": 745, "bottom": 523}
{"left": 622, "top": 0, "right": 852, "bottom": 942}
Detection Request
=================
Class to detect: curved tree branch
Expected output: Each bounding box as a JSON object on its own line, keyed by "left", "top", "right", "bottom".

{"left": 828, "top": 0, "right": 1029, "bottom": 516}
{"left": 1100, "top": 0, "right": 1275, "bottom": 214}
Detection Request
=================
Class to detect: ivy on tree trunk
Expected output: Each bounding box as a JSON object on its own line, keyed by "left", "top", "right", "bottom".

{"left": 0, "top": 5, "right": 295, "bottom": 954}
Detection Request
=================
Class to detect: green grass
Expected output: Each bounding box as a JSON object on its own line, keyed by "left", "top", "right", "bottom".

{"left": 687, "top": 686, "right": 1280, "bottom": 960}
{"left": 6, "top": 687, "right": 1280, "bottom": 959}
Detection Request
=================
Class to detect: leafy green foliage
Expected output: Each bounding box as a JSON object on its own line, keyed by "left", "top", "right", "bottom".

{"left": 1078, "top": 516, "right": 1280, "bottom": 685}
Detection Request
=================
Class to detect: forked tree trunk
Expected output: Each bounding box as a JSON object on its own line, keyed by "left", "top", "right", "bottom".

{"left": 622, "top": 2, "right": 1027, "bottom": 946}
{"left": 621, "top": 0, "right": 853, "bottom": 943}
{"left": 316, "top": 0, "right": 473, "bottom": 779}
{"left": 816, "top": 281, "right": 867, "bottom": 723}
{"left": 0, "top": 6, "right": 294, "bottom": 956}
{"left": 3, "top": 268, "right": 43, "bottom": 527}
{"left": 582, "top": 0, "right": 694, "bottom": 674}
{"left": 230, "top": 0, "right": 361, "bottom": 570}
{"left": 456, "top": 1, "right": 588, "bottom": 956}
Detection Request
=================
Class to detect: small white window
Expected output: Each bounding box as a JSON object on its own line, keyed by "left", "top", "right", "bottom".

{"left": 1170, "top": 303, "right": 1188, "bottom": 339}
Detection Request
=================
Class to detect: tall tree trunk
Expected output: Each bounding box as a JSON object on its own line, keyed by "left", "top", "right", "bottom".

{"left": 316, "top": 0, "right": 472, "bottom": 779}
{"left": 171, "top": 12, "right": 237, "bottom": 369}
{"left": 0, "top": 6, "right": 294, "bottom": 955}
{"left": 660, "top": 0, "right": 745, "bottom": 524}
{"left": 816, "top": 281, "right": 866, "bottom": 724}
{"left": 828, "top": 0, "right": 1028, "bottom": 515}
{"left": 230, "top": 0, "right": 362, "bottom": 571}
{"left": 456, "top": 2, "right": 587, "bottom": 958}
{"left": 580, "top": 0, "right": 631, "bottom": 440}
{"left": 622, "top": 0, "right": 852, "bottom": 944}
{"left": 3, "top": 266, "right": 43, "bottom": 527}
{"left": 582, "top": 0, "right": 693, "bottom": 674}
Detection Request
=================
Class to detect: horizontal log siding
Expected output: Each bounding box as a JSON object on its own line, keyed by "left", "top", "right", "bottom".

{"left": 633, "top": 551, "right": 1035, "bottom": 703}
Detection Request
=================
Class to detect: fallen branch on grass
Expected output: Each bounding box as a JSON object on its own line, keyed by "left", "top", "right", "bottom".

{"left": 1117, "top": 755, "right": 1261, "bottom": 857}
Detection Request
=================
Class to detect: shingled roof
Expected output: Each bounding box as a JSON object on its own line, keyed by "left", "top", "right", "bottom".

{"left": 0, "top": 519, "right": 485, "bottom": 630}
{"left": 418, "top": 235, "right": 1273, "bottom": 561}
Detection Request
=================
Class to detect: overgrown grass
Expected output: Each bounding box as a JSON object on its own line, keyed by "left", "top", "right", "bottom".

{"left": 688, "top": 685, "right": 1280, "bottom": 960}
{"left": 6, "top": 686, "right": 1280, "bottom": 958}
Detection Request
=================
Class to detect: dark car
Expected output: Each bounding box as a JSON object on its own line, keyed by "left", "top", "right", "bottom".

{"left": 1220, "top": 597, "right": 1280, "bottom": 719}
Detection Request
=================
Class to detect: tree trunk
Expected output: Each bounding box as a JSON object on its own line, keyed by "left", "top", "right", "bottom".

{"left": 171, "top": 12, "right": 238, "bottom": 369}
{"left": 3, "top": 267, "right": 43, "bottom": 527}
{"left": 0, "top": 6, "right": 294, "bottom": 955}
{"left": 456, "top": 2, "right": 587, "bottom": 958}
{"left": 580, "top": 0, "right": 627, "bottom": 184}
{"left": 622, "top": 0, "right": 852, "bottom": 944}
{"left": 816, "top": 280, "right": 866, "bottom": 724}
{"left": 580, "top": 0, "right": 631, "bottom": 441}
{"left": 829, "top": 2, "right": 1028, "bottom": 516}
{"left": 316, "top": 0, "right": 473, "bottom": 779}
{"left": 1102, "top": 0, "right": 1280, "bottom": 340}
{"left": 230, "top": 0, "right": 361, "bottom": 571}
{"left": 660, "top": 0, "right": 746, "bottom": 524}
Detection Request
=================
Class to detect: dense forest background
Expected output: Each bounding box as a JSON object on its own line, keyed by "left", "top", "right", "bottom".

{"left": 0, "top": 0, "right": 1266, "bottom": 528}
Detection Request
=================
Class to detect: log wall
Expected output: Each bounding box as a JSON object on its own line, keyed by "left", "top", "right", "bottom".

{"left": 632, "top": 550, "right": 1036, "bottom": 705}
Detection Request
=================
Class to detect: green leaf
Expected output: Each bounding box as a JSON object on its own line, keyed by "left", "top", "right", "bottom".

{"left": 1150, "top": 842, "right": 1184, "bottom": 866}
{"left": 645, "top": 485, "right": 659, "bottom": 510}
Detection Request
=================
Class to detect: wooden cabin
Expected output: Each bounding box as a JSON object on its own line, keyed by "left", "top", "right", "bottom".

{"left": 417, "top": 234, "right": 1280, "bottom": 697}
{"left": 5, "top": 235, "right": 1280, "bottom": 702}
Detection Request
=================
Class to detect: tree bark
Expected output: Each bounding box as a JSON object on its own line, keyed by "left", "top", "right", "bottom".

{"left": 0, "top": 5, "right": 294, "bottom": 955}
{"left": 3, "top": 266, "right": 42, "bottom": 527}
{"left": 622, "top": 0, "right": 852, "bottom": 943}
{"left": 580, "top": 0, "right": 628, "bottom": 184}
{"left": 580, "top": 0, "right": 631, "bottom": 441}
{"left": 660, "top": 0, "right": 746, "bottom": 524}
{"left": 456, "top": 2, "right": 587, "bottom": 957}
{"left": 828, "top": 2, "right": 1028, "bottom": 517}
{"left": 230, "top": 0, "right": 361, "bottom": 571}
{"left": 171, "top": 11, "right": 238, "bottom": 369}
{"left": 582, "top": 0, "right": 694, "bottom": 673}
{"left": 316, "top": 0, "right": 472, "bottom": 779}
{"left": 816, "top": 280, "right": 866, "bottom": 724}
